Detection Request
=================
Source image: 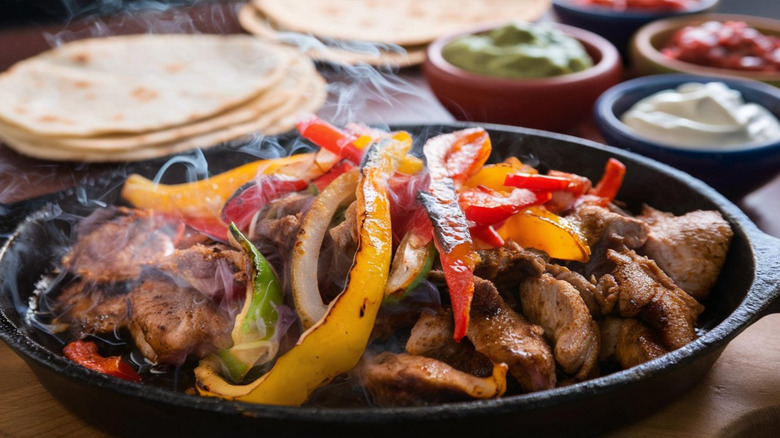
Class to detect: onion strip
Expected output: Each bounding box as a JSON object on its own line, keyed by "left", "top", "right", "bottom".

{"left": 291, "top": 169, "right": 359, "bottom": 328}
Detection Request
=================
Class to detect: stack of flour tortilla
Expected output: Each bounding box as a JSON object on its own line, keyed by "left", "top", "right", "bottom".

{"left": 239, "top": 0, "right": 551, "bottom": 67}
{"left": 0, "top": 34, "right": 326, "bottom": 162}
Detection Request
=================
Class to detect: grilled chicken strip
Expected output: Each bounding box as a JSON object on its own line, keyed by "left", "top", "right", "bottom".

{"left": 62, "top": 207, "right": 179, "bottom": 283}
{"left": 600, "top": 317, "right": 668, "bottom": 368}
{"left": 601, "top": 249, "right": 704, "bottom": 350}
{"left": 359, "top": 352, "right": 507, "bottom": 407}
{"left": 468, "top": 276, "right": 557, "bottom": 392}
{"left": 519, "top": 274, "right": 600, "bottom": 380}
{"left": 406, "top": 309, "right": 496, "bottom": 378}
{"left": 638, "top": 205, "right": 733, "bottom": 300}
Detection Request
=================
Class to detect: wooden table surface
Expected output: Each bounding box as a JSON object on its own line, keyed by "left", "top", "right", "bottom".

{"left": 1, "top": 2, "right": 779, "bottom": 437}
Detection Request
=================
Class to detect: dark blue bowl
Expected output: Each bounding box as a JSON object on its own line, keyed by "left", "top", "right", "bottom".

{"left": 594, "top": 73, "right": 780, "bottom": 198}
{"left": 552, "top": 0, "right": 720, "bottom": 61}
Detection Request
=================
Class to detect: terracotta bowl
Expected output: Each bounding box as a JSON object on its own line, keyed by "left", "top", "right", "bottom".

{"left": 630, "top": 13, "right": 780, "bottom": 86}
{"left": 424, "top": 22, "right": 622, "bottom": 134}
{"left": 552, "top": 0, "right": 720, "bottom": 60}
{"left": 594, "top": 73, "right": 780, "bottom": 198}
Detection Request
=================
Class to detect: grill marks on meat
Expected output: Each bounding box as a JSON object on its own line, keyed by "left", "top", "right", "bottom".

{"left": 638, "top": 206, "right": 733, "bottom": 300}
{"left": 359, "top": 352, "right": 508, "bottom": 407}
{"left": 519, "top": 274, "right": 600, "bottom": 380}
{"left": 602, "top": 249, "right": 704, "bottom": 350}
{"left": 62, "top": 207, "right": 179, "bottom": 283}
{"left": 468, "top": 277, "right": 557, "bottom": 392}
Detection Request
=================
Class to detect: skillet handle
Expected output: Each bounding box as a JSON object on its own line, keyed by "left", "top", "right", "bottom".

{"left": 748, "top": 229, "right": 780, "bottom": 318}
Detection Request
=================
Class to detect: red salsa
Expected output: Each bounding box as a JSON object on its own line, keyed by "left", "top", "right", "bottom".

{"left": 663, "top": 21, "right": 780, "bottom": 72}
{"left": 579, "top": 0, "right": 697, "bottom": 11}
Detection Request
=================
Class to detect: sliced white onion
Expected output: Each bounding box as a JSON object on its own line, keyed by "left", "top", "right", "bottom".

{"left": 291, "top": 169, "right": 359, "bottom": 328}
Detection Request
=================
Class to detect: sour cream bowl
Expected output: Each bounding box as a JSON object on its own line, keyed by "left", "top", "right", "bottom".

{"left": 595, "top": 73, "right": 780, "bottom": 197}
{"left": 424, "top": 22, "right": 622, "bottom": 134}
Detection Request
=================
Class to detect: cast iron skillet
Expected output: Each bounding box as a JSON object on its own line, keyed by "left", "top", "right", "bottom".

{"left": 1, "top": 123, "right": 779, "bottom": 437}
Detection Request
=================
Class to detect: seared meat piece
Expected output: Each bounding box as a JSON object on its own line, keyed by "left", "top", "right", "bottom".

{"left": 638, "top": 205, "right": 733, "bottom": 300}
{"left": 328, "top": 200, "right": 359, "bottom": 256}
{"left": 468, "top": 276, "right": 557, "bottom": 392}
{"left": 475, "top": 241, "right": 546, "bottom": 295}
{"left": 53, "top": 279, "right": 130, "bottom": 336}
{"left": 519, "top": 274, "right": 600, "bottom": 380}
{"left": 155, "top": 244, "right": 248, "bottom": 311}
{"left": 252, "top": 214, "right": 301, "bottom": 253}
{"left": 602, "top": 249, "right": 704, "bottom": 350}
{"left": 63, "top": 207, "right": 179, "bottom": 283}
{"left": 406, "top": 309, "right": 494, "bottom": 377}
{"left": 545, "top": 263, "right": 602, "bottom": 318}
{"left": 569, "top": 204, "right": 650, "bottom": 250}
{"left": 127, "top": 278, "right": 234, "bottom": 365}
{"left": 359, "top": 352, "right": 507, "bottom": 407}
{"left": 600, "top": 317, "right": 668, "bottom": 369}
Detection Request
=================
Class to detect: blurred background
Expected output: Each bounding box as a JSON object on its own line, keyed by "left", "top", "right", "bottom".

{"left": 2, "top": 0, "right": 779, "bottom": 29}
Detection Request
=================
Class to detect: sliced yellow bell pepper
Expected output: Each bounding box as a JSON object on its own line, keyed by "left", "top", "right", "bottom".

{"left": 121, "top": 153, "right": 317, "bottom": 221}
{"left": 194, "top": 136, "right": 409, "bottom": 406}
{"left": 497, "top": 206, "right": 590, "bottom": 262}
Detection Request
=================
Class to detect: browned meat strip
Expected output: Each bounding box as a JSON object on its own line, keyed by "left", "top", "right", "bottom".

{"left": 545, "top": 263, "right": 601, "bottom": 318}
{"left": 127, "top": 278, "right": 234, "bottom": 365}
{"left": 252, "top": 214, "right": 301, "bottom": 253}
{"left": 359, "top": 352, "right": 507, "bottom": 407}
{"left": 155, "top": 244, "right": 248, "bottom": 311}
{"left": 53, "top": 279, "right": 130, "bottom": 336}
{"left": 475, "top": 241, "right": 547, "bottom": 296}
{"left": 406, "top": 309, "right": 494, "bottom": 377}
{"left": 63, "top": 207, "right": 179, "bottom": 283}
{"left": 468, "top": 276, "right": 557, "bottom": 392}
{"left": 638, "top": 205, "right": 733, "bottom": 300}
{"left": 602, "top": 249, "right": 704, "bottom": 350}
{"left": 519, "top": 274, "right": 600, "bottom": 380}
{"left": 600, "top": 317, "right": 668, "bottom": 369}
{"left": 569, "top": 204, "right": 649, "bottom": 250}
{"left": 328, "top": 200, "right": 359, "bottom": 255}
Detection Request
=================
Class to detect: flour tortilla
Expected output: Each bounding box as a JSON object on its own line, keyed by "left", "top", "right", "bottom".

{"left": 0, "top": 72, "right": 326, "bottom": 162}
{"left": 0, "top": 56, "right": 317, "bottom": 152}
{"left": 238, "top": 4, "right": 426, "bottom": 67}
{"left": 252, "top": 0, "right": 551, "bottom": 46}
{"left": 0, "top": 34, "right": 293, "bottom": 137}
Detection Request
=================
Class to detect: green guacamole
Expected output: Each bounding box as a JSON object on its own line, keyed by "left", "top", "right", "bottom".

{"left": 442, "top": 22, "right": 593, "bottom": 79}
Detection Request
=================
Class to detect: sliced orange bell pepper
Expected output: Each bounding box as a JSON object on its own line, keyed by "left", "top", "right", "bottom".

{"left": 497, "top": 206, "right": 590, "bottom": 262}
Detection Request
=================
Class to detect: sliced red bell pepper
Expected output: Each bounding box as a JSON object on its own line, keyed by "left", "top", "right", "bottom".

{"left": 458, "top": 186, "right": 551, "bottom": 227}
{"left": 591, "top": 158, "right": 626, "bottom": 202}
{"left": 470, "top": 225, "right": 505, "bottom": 248}
{"left": 424, "top": 128, "right": 491, "bottom": 185}
{"left": 296, "top": 115, "right": 368, "bottom": 164}
{"left": 63, "top": 340, "right": 141, "bottom": 382}
{"left": 504, "top": 173, "right": 575, "bottom": 192}
{"left": 421, "top": 129, "right": 490, "bottom": 342}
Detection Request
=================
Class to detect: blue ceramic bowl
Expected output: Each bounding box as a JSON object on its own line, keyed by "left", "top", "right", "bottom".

{"left": 552, "top": 0, "right": 720, "bottom": 61}
{"left": 594, "top": 73, "right": 780, "bottom": 198}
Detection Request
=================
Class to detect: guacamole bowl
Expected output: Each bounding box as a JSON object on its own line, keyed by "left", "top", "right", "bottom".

{"left": 424, "top": 22, "right": 622, "bottom": 134}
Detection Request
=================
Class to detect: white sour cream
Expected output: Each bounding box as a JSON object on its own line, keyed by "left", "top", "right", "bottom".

{"left": 620, "top": 82, "right": 780, "bottom": 150}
